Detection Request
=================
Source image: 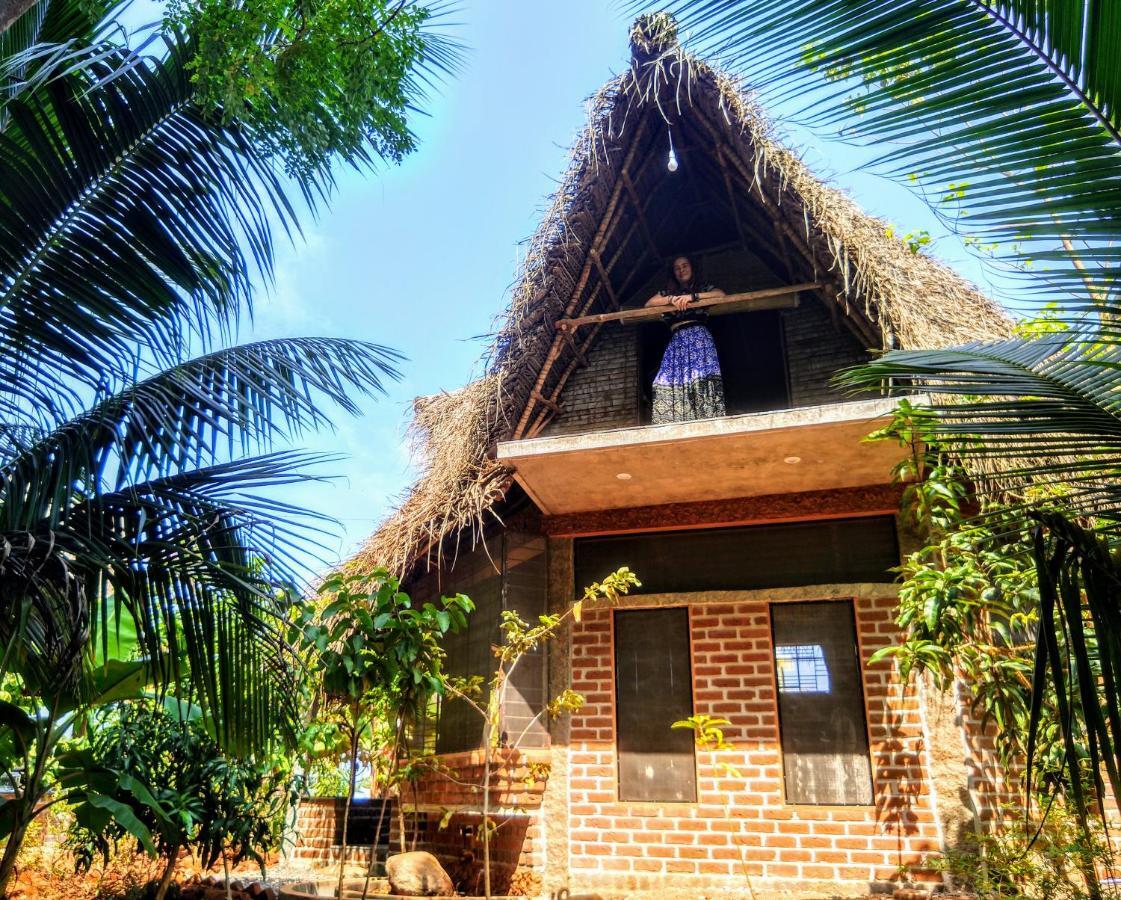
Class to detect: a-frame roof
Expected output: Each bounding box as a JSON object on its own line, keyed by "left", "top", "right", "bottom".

{"left": 348, "top": 16, "right": 1012, "bottom": 579}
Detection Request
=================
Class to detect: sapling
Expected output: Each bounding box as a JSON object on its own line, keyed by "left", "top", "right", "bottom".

{"left": 673, "top": 714, "right": 757, "bottom": 900}
{"left": 443, "top": 567, "right": 639, "bottom": 899}
{"left": 294, "top": 570, "right": 471, "bottom": 899}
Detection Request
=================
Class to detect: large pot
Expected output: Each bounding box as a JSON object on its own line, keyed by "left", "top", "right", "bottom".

{"left": 276, "top": 881, "right": 499, "bottom": 900}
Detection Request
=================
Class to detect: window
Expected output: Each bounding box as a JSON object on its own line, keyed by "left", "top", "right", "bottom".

{"left": 614, "top": 608, "right": 696, "bottom": 802}
{"left": 771, "top": 601, "right": 873, "bottom": 805}
{"left": 775, "top": 644, "right": 831, "bottom": 693}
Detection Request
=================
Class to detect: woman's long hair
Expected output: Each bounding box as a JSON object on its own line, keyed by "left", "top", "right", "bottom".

{"left": 664, "top": 254, "right": 702, "bottom": 293}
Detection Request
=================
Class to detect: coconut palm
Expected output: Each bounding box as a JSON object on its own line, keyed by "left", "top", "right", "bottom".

{"left": 0, "top": 0, "right": 447, "bottom": 884}
{"left": 644, "top": 0, "right": 1121, "bottom": 831}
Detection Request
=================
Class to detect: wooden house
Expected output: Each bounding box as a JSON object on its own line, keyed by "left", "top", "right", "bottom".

{"left": 347, "top": 16, "right": 1014, "bottom": 899}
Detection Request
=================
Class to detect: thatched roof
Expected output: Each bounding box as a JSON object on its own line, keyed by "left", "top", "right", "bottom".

{"left": 347, "top": 15, "right": 1012, "bottom": 579}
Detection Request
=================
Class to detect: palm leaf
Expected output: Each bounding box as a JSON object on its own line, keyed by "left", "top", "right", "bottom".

{"left": 839, "top": 332, "right": 1121, "bottom": 513}
{"left": 0, "top": 337, "right": 400, "bottom": 530}
{"left": 0, "top": 34, "right": 305, "bottom": 418}
{"left": 0, "top": 451, "right": 331, "bottom": 749}
{"left": 654, "top": 0, "right": 1121, "bottom": 300}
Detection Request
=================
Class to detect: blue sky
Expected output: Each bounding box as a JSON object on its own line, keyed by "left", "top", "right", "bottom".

{"left": 204, "top": 2, "right": 1011, "bottom": 577}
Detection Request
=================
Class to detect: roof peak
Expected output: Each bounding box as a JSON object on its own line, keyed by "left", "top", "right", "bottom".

{"left": 629, "top": 12, "right": 680, "bottom": 63}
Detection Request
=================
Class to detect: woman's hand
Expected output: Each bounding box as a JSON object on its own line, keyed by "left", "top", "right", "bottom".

{"left": 671, "top": 294, "right": 692, "bottom": 312}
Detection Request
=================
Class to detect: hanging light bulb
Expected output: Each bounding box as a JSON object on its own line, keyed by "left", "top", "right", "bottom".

{"left": 666, "top": 127, "right": 679, "bottom": 173}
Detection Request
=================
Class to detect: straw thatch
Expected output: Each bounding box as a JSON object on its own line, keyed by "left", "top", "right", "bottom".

{"left": 348, "top": 15, "right": 1012, "bottom": 579}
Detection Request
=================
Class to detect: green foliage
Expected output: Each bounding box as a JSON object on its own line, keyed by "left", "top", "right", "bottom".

{"left": 934, "top": 803, "right": 1111, "bottom": 900}
{"left": 166, "top": 0, "right": 449, "bottom": 179}
{"left": 865, "top": 405, "right": 1066, "bottom": 779}
{"left": 297, "top": 570, "right": 472, "bottom": 708}
{"left": 883, "top": 226, "right": 932, "bottom": 255}
{"left": 673, "top": 714, "right": 739, "bottom": 778}
{"left": 0, "top": 0, "right": 455, "bottom": 885}
{"left": 67, "top": 704, "right": 297, "bottom": 877}
{"left": 294, "top": 569, "right": 471, "bottom": 893}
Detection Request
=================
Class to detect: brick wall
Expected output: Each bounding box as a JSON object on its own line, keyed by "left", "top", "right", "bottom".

{"left": 542, "top": 323, "right": 639, "bottom": 437}
{"left": 563, "top": 594, "right": 942, "bottom": 897}
{"left": 392, "top": 749, "right": 548, "bottom": 894}
{"left": 290, "top": 797, "right": 390, "bottom": 867}
{"left": 782, "top": 300, "right": 873, "bottom": 407}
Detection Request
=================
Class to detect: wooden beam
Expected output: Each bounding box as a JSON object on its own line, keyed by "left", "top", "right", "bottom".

{"left": 530, "top": 391, "right": 561, "bottom": 414}
{"left": 622, "top": 169, "right": 660, "bottom": 260}
{"left": 716, "top": 144, "right": 751, "bottom": 254}
{"left": 556, "top": 283, "right": 817, "bottom": 330}
{"left": 514, "top": 124, "right": 651, "bottom": 440}
{"left": 561, "top": 123, "right": 649, "bottom": 317}
{"left": 590, "top": 249, "right": 620, "bottom": 311}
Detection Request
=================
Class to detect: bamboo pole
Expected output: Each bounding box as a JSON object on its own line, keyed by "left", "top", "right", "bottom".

{"left": 513, "top": 126, "right": 650, "bottom": 440}
{"left": 555, "top": 283, "right": 816, "bottom": 330}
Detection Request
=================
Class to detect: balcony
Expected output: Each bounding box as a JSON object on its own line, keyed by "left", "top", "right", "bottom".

{"left": 497, "top": 395, "right": 920, "bottom": 515}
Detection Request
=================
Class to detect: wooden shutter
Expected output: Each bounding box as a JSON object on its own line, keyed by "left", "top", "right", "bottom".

{"left": 614, "top": 608, "right": 697, "bottom": 802}
{"left": 771, "top": 600, "right": 873, "bottom": 805}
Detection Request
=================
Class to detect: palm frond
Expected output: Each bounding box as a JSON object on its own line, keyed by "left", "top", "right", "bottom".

{"left": 655, "top": 0, "right": 1121, "bottom": 300}
{"left": 0, "top": 451, "right": 332, "bottom": 749}
{"left": 0, "top": 33, "right": 303, "bottom": 416}
{"left": 839, "top": 332, "right": 1121, "bottom": 512}
{"left": 0, "top": 337, "right": 400, "bottom": 530}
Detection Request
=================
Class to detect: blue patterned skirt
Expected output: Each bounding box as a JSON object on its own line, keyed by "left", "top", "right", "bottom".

{"left": 652, "top": 323, "right": 726, "bottom": 424}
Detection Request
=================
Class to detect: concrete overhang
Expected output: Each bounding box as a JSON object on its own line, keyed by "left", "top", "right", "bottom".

{"left": 496, "top": 396, "right": 924, "bottom": 516}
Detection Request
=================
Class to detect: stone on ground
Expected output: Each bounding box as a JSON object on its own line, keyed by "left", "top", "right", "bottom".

{"left": 386, "top": 851, "right": 455, "bottom": 896}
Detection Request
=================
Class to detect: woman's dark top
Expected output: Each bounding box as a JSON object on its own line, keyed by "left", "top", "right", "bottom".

{"left": 660, "top": 283, "right": 714, "bottom": 331}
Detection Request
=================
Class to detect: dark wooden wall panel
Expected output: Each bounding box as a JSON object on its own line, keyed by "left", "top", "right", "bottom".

{"left": 614, "top": 608, "right": 697, "bottom": 802}
{"left": 575, "top": 516, "right": 898, "bottom": 595}
{"left": 427, "top": 533, "right": 548, "bottom": 755}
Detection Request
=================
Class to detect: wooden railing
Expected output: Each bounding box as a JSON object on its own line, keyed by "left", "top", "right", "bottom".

{"left": 554, "top": 281, "right": 822, "bottom": 330}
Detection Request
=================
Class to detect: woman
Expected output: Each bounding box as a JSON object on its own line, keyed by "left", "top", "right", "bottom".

{"left": 645, "top": 255, "right": 727, "bottom": 424}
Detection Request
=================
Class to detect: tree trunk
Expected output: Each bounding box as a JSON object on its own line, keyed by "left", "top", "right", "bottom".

{"left": 154, "top": 846, "right": 179, "bottom": 900}
{"left": 337, "top": 728, "right": 359, "bottom": 900}
{"left": 395, "top": 784, "right": 406, "bottom": 854}
{"left": 361, "top": 795, "right": 391, "bottom": 900}
{"left": 0, "top": 812, "right": 31, "bottom": 897}
{"left": 481, "top": 721, "right": 492, "bottom": 900}
{"left": 0, "top": 0, "right": 39, "bottom": 35}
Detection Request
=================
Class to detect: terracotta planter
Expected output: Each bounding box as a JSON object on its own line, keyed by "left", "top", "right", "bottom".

{"left": 276, "top": 881, "right": 502, "bottom": 900}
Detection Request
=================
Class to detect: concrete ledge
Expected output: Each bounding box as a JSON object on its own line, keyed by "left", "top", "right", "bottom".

{"left": 498, "top": 396, "right": 925, "bottom": 515}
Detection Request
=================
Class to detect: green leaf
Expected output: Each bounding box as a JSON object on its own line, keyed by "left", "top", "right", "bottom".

{"left": 80, "top": 793, "right": 156, "bottom": 856}
{"left": 0, "top": 701, "right": 35, "bottom": 756}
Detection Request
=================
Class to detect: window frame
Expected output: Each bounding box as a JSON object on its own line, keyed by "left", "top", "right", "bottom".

{"left": 612, "top": 605, "right": 699, "bottom": 804}
{"left": 768, "top": 597, "right": 876, "bottom": 807}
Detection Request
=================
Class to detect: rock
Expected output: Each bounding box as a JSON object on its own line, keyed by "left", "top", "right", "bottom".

{"left": 386, "top": 851, "right": 455, "bottom": 897}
